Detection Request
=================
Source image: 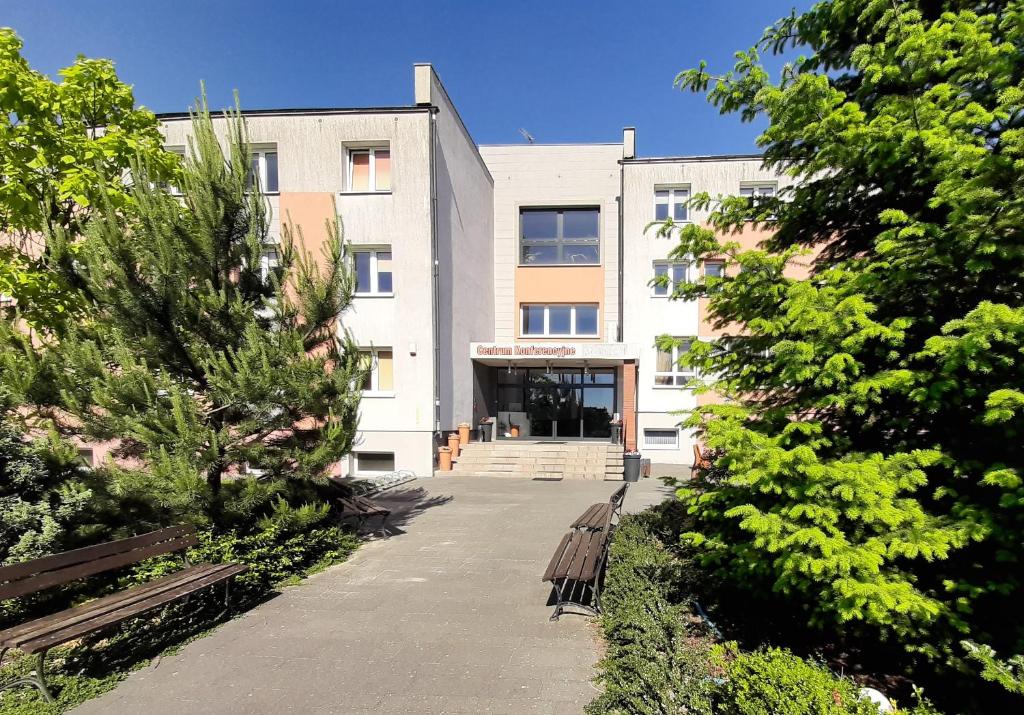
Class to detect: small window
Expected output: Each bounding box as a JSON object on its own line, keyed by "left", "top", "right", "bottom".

{"left": 654, "top": 186, "right": 689, "bottom": 222}
{"left": 247, "top": 148, "right": 279, "bottom": 193}
{"left": 348, "top": 147, "right": 391, "bottom": 192}
{"left": 357, "top": 348, "right": 394, "bottom": 393}
{"left": 703, "top": 260, "right": 725, "bottom": 279}
{"left": 652, "top": 261, "right": 689, "bottom": 297}
{"left": 643, "top": 429, "right": 679, "bottom": 449}
{"left": 520, "top": 304, "right": 599, "bottom": 337}
{"left": 260, "top": 244, "right": 281, "bottom": 284}
{"left": 739, "top": 183, "right": 776, "bottom": 198}
{"left": 76, "top": 448, "right": 94, "bottom": 469}
{"left": 352, "top": 249, "right": 393, "bottom": 295}
{"left": 164, "top": 146, "right": 186, "bottom": 194}
{"left": 654, "top": 338, "right": 695, "bottom": 387}
{"left": 356, "top": 452, "right": 396, "bottom": 475}
{"left": 739, "top": 183, "right": 776, "bottom": 219}
{"left": 520, "top": 208, "right": 600, "bottom": 265}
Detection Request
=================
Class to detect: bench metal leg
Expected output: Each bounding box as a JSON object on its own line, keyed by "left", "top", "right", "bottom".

{"left": 0, "top": 649, "right": 55, "bottom": 704}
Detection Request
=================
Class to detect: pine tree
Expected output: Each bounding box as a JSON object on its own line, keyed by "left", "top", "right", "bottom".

{"left": 662, "top": 0, "right": 1024, "bottom": 691}
{"left": 53, "top": 95, "right": 363, "bottom": 526}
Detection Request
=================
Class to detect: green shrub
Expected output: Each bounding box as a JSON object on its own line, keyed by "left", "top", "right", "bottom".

{"left": 711, "top": 644, "right": 877, "bottom": 715}
{"left": 587, "top": 515, "right": 716, "bottom": 715}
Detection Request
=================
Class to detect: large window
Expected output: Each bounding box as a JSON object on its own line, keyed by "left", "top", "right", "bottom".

{"left": 654, "top": 186, "right": 689, "bottom": 222}
{"left": 652, "top": 261, "right": 689, "bottom": 297}
{"left": 521, "top": 304, "right": 599, "bottom": 337}
{"left": 520, "top": 208, "right": 600, "bottom": 265}
{"left": 247, "top": 148, "right": 279, "bottom": 193}
{"left": 348, "top": 146, "right": 391, "bottom": 192}
{"left": 357, "top": 348, "right": 394, "bottom": 394}
{"left": 353, "top": 249, "right": 393, "bottom": 295}
{"left": 654, "top": 338, "right": 694, "bottom": 387}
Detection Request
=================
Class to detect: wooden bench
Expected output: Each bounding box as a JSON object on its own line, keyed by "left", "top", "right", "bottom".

{"left": 0, "top": 526, "right": 246, "bottom": 703}
{"left": 692, "top": 444, "right": 712, "bottom": 474}
{"left": 541, "top": 529, "right": 610, "bottom": 620}
{"left": 570, "top": 483, "right": 629, "bottom": 531}
{"left": 336, "top": 494, "right": 391, "bottom": 533}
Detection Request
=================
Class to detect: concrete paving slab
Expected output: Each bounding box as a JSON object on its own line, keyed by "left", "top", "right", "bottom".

{"left": 74, "top": 476, "right": 672, "bottom": 715}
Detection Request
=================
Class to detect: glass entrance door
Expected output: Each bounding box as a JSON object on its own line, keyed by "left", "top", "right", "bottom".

{"left": 496, "top": 367, "right": 617, "bottom": 440}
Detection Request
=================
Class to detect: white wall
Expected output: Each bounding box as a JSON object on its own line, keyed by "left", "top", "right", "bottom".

{"left": 622, "top": 156, "right": 790, "bottom": 463}
{"left": 478, "top": 143, "right": 622, "bottom": 342}
{"left": 161, "top": 109, "right": 439, "bottom": 476}
{"left": 422, "top": 66, "right": 496, "bottom": 433}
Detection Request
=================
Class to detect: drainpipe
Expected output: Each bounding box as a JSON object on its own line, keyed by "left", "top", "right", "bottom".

{"left": 617, "top": 161, "right": 625, "bottom": 343}
{"left": 429, "top": 110, "right": 441, "bottom": 438}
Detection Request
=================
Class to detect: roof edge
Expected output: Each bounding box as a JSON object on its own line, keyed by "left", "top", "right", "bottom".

{"left": 156, "top": 106, "right": 431, "bottom": 120}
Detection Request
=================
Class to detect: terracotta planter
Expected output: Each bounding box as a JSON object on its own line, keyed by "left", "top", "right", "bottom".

{"left": 458, "top": 422, "right": 471, "bottom": 447}
{"left": 510, "top": 424, "right": 520, "bottom": 438}
{"left": 447, "top": 432, "right": 461, "bottom": 458}
{"left": 438, "top": 446, "right": 453, "bottom": 471}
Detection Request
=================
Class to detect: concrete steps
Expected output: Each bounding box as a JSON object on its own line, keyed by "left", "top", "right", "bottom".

{"left": 446, "top": 441, "right": 624, "bottom": 480}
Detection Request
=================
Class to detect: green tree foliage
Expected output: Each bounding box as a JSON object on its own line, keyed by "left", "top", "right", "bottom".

{"left": 30, "top": 96, "right": 364, "bottom": 527}
{"left": 0, "top": 28, "right": 179, "bottom": 331}
{"left": 661, "top": 0, "right": 1024, "bottom": 686}
{"left": 0, "top": 408, "right": 93, "bottom": 564}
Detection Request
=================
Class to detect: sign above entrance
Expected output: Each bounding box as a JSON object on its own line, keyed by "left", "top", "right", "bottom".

{"left": 470, "top": 342, "right": 639, "bottom": 361}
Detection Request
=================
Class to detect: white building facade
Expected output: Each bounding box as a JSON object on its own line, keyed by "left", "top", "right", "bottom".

{"left": 158, "top": 65, "right": 790, "bottom": 476}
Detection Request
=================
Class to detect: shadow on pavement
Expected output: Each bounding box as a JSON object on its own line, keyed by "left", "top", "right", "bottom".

{"left": 370, "top": 485, "right": 453, "bottom": 537}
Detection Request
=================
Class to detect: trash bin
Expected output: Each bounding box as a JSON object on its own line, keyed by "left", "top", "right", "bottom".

{"left": 623, "top": 452, "right": 642, "bottom": 482}
{"left": 477, "top": 423, "right": 491, "bottom": 442}
{"left": 610, "top": 423, "right": 622, "bottom": 445}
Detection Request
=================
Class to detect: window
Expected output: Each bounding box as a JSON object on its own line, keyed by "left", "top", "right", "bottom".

{"left": 643, "top": 429, "right": 679, "bottom": 449}
{"left": 654, "top": 186, "right": 689, "bottom": 222}
{"left": 703, "top": 260, "right": 725, "bottom": 279}
{"left": 740, "top": 183, "right": 776, "bottom": 219}
{"left": 76, "top": 448, "right": 94, "bottom": 469}
{"left": 652, "top": 261, "right": 689, "bottom": 297}
{"left": 164, "top": 146, "right": 186, "bottom": 194}
{"left": 247, "top": 148, "right": 279, "bottom": 193}
{"left": 355, "top": 452, "right": 395, "bottom": 475}
{"left": 352, "top": 249, "right": 393, "bottom": 295}
{"left": 520, "top": 304, "right": 599, "bottom": 337}
{"left": 357, "top": 348, "right": 394, "bottom": 394}
{"left": 520, "top": 208, "right": 600, "bottom": 265}
{"left": 348, "top": 147, "right": 391, "bottom": 192}
{"left": 260, "top": 244, "right": 281, "bottom": 283}
{"left": 654, "top": 338, "right": 694, "bottom": 387}
{"left": 739, "top": 183, "right": 776, "bottom": 199}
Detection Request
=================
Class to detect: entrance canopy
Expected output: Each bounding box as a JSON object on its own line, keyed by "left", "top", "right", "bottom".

{"left": 470, "top": 342, "right": 639, "bottom": 367}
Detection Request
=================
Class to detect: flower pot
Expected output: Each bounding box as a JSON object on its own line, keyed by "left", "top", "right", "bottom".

{"left": 458, "top": 422, "right": 471, "bottom": 447}
{"left": 438, "top": 446, "right": 453, "bottom": 471}
{"left": 447, "top": 432, "right": 461, "bottom": 459}
{"left": 510, "top": 424, "right": 520, "bottom": 438}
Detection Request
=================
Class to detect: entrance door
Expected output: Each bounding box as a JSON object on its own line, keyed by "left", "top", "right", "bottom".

{"left": 554, "top": 387, "right": 582, "bottom": 439}
{"left": 582, "top": 385, "right": 614, "bottom": 439}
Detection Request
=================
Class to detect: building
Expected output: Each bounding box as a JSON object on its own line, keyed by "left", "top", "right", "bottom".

{"left": 157, "top": 64, "right": 791, "bottom": 477}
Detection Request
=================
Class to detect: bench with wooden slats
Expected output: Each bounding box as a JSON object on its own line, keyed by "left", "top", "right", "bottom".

{"left": 541, "top": 529, "right": 610, "bottom": 620}
{"left": 570, "top": 502, "right": 614, "bottom": 531}
{"left": 336, "top": 495, "right": 391, "bottom": 533}
{"left": 608, "top": 483, "right": 628, "bottom": 518}
{"left": 0, "top": 525, "right": 246, "bottom": 703}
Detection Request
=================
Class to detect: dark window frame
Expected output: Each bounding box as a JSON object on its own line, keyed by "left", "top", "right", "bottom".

{"left": 519, "top": 207, "right": 600, "bottom": 265}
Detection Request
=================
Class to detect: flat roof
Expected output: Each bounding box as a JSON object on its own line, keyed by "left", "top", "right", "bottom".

{"left": 622, "top": 153, "right": 764, "bottom": 164}
{"left": 156, "top": 106, "right": 432, "bottom": 120}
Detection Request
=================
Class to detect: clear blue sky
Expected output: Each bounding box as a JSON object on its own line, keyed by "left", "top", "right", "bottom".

{"left": 5, "top": 0, "right": 811, "bottom": 157}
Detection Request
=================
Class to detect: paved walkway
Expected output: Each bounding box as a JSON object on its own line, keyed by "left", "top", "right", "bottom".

{"left": 76, "top": 476, "right": 672, "bottom": 715}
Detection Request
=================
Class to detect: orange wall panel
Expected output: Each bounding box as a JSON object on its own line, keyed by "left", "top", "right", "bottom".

{"left": 513, "top": 265, "right": 604, "bottom": 340}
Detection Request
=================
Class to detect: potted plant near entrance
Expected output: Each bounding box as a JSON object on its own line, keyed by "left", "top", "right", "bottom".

{"left": 510, "top": 423, "right": 520, "bottom": 438}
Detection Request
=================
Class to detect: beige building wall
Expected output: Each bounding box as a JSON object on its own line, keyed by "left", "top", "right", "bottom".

{"left": 478, "top": 144, "right": 622, "bottom": 342}
{"left": 160, "top": 107, "right": 440, "bottom": 476}
{"left": 622, "top": 155, "right": 793, "bottom": 464}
